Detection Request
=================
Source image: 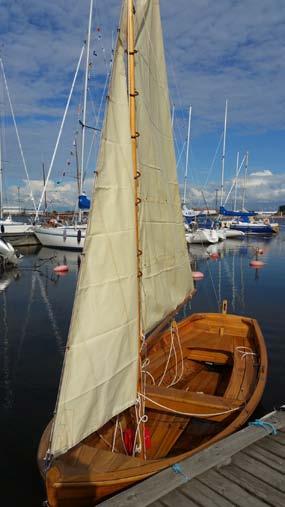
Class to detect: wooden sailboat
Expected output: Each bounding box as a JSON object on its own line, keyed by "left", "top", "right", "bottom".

{"left": 38, "top": 1, "right": 268, "bottom": 505}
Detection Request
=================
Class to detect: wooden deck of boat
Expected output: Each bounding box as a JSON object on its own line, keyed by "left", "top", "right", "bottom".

{"left": 100, "top": 409, "right": 285, "bottom": 507}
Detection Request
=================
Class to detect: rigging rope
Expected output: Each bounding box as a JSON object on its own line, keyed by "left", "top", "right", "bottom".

{"left": 0, "top": 58, "right": 37, "bottom": 212}
{"left": 138, "top": 392, "right": 242, "bottom": 418}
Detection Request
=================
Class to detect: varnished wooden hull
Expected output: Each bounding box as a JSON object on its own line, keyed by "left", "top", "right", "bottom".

{"left": 38, "top": 312, "right": 267, "bottom": 506}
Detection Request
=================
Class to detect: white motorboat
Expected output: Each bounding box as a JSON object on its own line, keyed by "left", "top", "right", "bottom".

{"left": 186, "top": 228, "right": 219, "bottom": 244}
{"left": 0, "top": 237, "right": 18, "bottom": 266}
{"left": 223, "top": 228, "right": 245, "bottom": 239}
{"left": 34, "top": 224, "right": 86, "bottom": 251}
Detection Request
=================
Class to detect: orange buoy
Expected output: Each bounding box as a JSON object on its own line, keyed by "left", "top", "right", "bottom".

{"left": 250, "top": 260, "right": 265, "bottom": 268}
{"left": 53, "top": 264, "right": 69, "bottom": 273}
{"left": 192, "top": 271, "right": 204, "bottom": 280}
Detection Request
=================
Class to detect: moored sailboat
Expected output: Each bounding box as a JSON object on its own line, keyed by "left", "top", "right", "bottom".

{"left": 38, "top": 2, "right": 268, "bottom": 506}
{"left": 34, "top": 0, "right": 96, "bottom": 251}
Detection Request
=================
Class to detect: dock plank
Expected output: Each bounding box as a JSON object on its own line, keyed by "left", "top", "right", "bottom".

{"left": 198, "top": 469, "right": 269, "bottom": 507}
{"left": 257, "top": 437, "right": 285, "bottom": 458}
{"left": 270, "top": 431, "right": 285, "bottom": 445}
{"left": 232, "top": 451, "right": 285, "bottom": 492}
{"left": 100, "top": 411, "right": 285, "bottom": 507}
{"left": 156, "top": 488, "right": 200, "bottom": 507}
{"left": 218, "top": 463, "right": 285, "bottom": 507}
{"left": 243, "top": 442, "right": 284, "bottom": 473}
{"left": 180, "top": 479, "right": 234, "bottom": 507}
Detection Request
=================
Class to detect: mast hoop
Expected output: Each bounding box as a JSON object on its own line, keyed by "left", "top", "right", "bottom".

{"left": 130, "top": 90, "right": 139, "bottom": 97}
{"left": 131, "top": 131, "right": 140, "bottom": 139}
{"left": 134, "top": 170, "right": 141, "bottom": 179}
{"left": 135, "top": 197, "right": 142, "bottom": 205}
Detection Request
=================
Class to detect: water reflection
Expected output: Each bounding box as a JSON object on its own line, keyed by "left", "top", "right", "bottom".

{"left": 0, "top": 228, "right": 284, "bottom": 506}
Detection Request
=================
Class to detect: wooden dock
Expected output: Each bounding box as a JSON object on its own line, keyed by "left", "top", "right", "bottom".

{"left": 1, "top": 232, "right": 40, "bottom": 247}
{"left": 101, "top": 409, "right": 285, "bottom": 507}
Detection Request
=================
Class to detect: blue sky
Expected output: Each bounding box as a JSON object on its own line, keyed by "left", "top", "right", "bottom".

{"left": 0, "top": 0, "right": 285, "bottom": 211}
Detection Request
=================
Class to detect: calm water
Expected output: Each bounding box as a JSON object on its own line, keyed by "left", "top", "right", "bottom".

{"left": 1, "top": 224, "right": 285, "bottom": 506}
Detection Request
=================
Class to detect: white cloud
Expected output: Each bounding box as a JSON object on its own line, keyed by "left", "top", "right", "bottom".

{"left": 250, "top": 170, "right": 272, "bottom": 177}
{"left": 1, "top": 0, "right": 285, "bottom": 209}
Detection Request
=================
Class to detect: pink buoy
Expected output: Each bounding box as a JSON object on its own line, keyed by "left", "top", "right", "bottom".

{"left": 250, "top": 260, "right": 265, "bottom": 268}
{"left": 192, "top": 271, "right": 204, "bottom": 280}
{"left": 53, "top": 264, "right": 69, "bottom": 273}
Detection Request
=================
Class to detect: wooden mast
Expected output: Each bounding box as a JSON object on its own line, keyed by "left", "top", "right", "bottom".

{"left": 127, "top": 0, "right": 145, "bottom": 458}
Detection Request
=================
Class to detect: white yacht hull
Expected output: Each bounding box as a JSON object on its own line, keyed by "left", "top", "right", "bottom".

{"left": 186, "top": 228, "right": 219, "bottom": 244}
{"left": 34, "top": 225, "right": 86, "bottom": 251}
{"left": 0, "top": 220, "right": 32, "bottom": 234}
{"left": 223, "top": 229, "right": 245, "bottom": 239}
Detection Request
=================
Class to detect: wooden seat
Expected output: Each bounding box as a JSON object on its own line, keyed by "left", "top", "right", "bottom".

{"left": 183, "top": 331, "right": 242, "bottom": 353}
{"left": 186, "top": 348, "right": 232, "bottom": 365}
{"left": 145, "top": 385, "right": 242, "bottom": 423}
{"left": 224, "top": 337, "right": 257, "bottom": 402}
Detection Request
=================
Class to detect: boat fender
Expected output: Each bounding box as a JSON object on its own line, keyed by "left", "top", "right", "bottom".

{"left": 123, "top": 428, "right": 135, "bottom": 455}
{"left": 249, "top": 260, "right": 265, "bottom": 268}
{"left": 53, "top": 265, "right": 69, "bottom": 273}
{"left": 77, "top": 229, "right": 82, "bottom": 244}
{"left": 1, "top": 224, "right": 4, "bottom": 234}
{"left": 192, "top": 271, "right": 204, "bottom": 280}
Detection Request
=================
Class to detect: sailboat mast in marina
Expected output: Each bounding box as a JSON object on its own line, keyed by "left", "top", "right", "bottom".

{"left": 34, "top": 0, "right": 95, "bottom": 250}
{"left": 38, "top": 2, "right": 267, "bottom": 505}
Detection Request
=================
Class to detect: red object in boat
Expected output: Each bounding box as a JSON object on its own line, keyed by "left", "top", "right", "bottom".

{"left": 250, "top": 260, "right": 265, "bottom": 268}
{"left": 192, "top": 271, "right": 204, "bottom": 280}
{"left": 53, "top": 265, "right": 69, "bottom": 273}
{"left": 123, "top": 428, "right": 135, "bottom": 455}
{"left": 144, "top": 426, "right": 151, "bottom": 450}
{"left": 210, "top": 252, "right": 219, "bottom": 260}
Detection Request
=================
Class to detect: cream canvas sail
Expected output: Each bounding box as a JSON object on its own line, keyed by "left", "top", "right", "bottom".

{"left": 49, "top": 0, "right": 193, "bottom": 458}
{"left": 50, "top": 31, "right": 139, "bottom": 457}
{"left": 134, "top": 0, "right": 193, "bottom": 333}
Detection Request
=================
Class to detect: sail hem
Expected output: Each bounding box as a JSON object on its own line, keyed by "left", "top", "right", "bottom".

{"left": 51, "top": 398, "right": 137, "bottom": 459}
